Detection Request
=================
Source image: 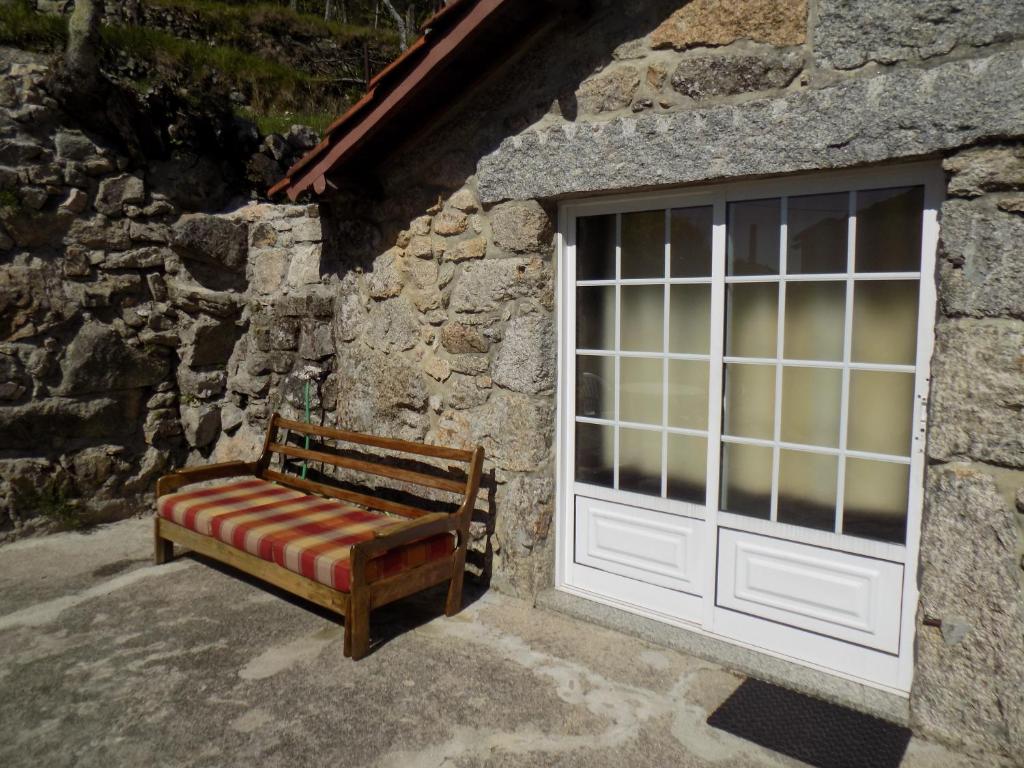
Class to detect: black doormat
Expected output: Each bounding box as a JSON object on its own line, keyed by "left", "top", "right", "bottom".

{"left": 707, "top": 678, "right": 912, "bottom": 768}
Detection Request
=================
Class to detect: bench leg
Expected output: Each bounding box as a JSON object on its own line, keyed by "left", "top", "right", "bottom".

{"left": 445, "top": 550, "right": 466, "bottom": 617}
{"left": 349, "top": 589, "right": 370, "bottom": 661}
{"left": 343, "top": 596, "right": 353, "bottom": 658}
{"left": 153, "top": 520, "right": 174, "bottom": 565}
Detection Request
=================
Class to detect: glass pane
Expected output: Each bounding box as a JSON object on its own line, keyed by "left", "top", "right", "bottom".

{"left": 720, "top": 442, "right": 772, "bottom": 519}
{"left": 576, "top": 214, "right": 616, "bottom": 281}
{"left": 843, "top": 459, "right": 909, "bottom": 543}
{"left": 787, "top": 192, "right": 848, "bottom": 274}
{"left": 621, "top": 285, "right": 664, "bottom": 352}
{"left": 620, "top": 357, "right": 663, "bottom": 425}
{"left": 671, "top": 206, "right": 713, "bottom": 277}
{"left": 784, "top": 281, "right": 845, "bottom": 362}
{"left": 727, "top": 198, "right": 780, "bottom": 276}
{"left": 576, "top": 355, "right": 614, "bottom": 419}
{"left": 855, "top": 186, "right": 923, "bottom": 273}
{"left": 575, "top": 422, "right": 613, "bottom": 488}
{"left": 621, "top": 210, "right": 665, "bottom": 279}
{"left": 852, "top": 281, "right": 919, "bottom": 365}
{"left": 725, "top": 283, "right": 778, "bottom": 358}
{"left": 780, "top": 366, "right": 842, "bottom": 448}
{"left": 667, "top": 434, "right": 707, "bottom": 505}
{"left": 668, "top": 360, "right": 709, "bottom": 430}
{"left": 777, "top": 450, "right": 838, "bottom": 532}
{"left": 848, "top": 371, "right": 915, "bottom": 456}
{"left": 619, "top": 428, "right": 661, "bottom": 496}
{"left": 723, "top": 363, "right": 775, "bottom": 440}
{"left": 576, "top": 286, "right": 615, "bottom": 350}
{"left": 669, "top": 284, "right": 711, "bottom": 354}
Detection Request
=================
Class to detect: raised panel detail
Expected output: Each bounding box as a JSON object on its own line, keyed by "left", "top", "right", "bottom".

{"left": 717, "top": 529, "right": 903, "bottom": 653}
{"left": 575, "top": 496, "right": 704, "bottom": 595}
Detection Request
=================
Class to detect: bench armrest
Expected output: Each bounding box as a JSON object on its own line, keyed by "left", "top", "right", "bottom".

{"left": 156, "top": 461, "right": 258, "bottom": 498}
{"left": 359, "top": 513, "right": 452, "bottom": 558}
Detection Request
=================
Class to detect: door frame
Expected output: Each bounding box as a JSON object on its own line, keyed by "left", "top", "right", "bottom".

{"left": 554, "top": 161, "right": 944, "bottom": 695}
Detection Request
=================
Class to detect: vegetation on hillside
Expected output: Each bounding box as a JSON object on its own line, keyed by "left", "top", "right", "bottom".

{"left": 0, "top": 0, "right": 426, "bottom": 136}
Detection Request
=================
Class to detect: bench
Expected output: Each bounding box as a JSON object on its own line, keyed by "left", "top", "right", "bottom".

{"left": 153, "top": 413, "right": 484, "bottom": 660}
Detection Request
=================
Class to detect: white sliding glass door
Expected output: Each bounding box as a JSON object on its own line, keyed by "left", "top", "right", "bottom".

{"left": 557, "top": 164, "right": 942, "bottom": 693}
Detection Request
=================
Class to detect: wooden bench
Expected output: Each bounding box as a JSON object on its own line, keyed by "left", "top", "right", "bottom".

{"left": 153, "top": 413, "right": 484, "bottom": 660}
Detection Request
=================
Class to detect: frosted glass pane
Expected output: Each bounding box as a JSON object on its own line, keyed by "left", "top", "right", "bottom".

{"left": 843, "top": 459, "right": 909, "bottom": 543}
{"left": 621, "top": 210, "right": 665, "bottom": 279}
{"left": 575, "top": 422, "right": 613, "bottom": 488}
{"left": 667, "top": 434, "right": 707, "bottom": 505}
{"left": 727, "top": 198, "right": 780, "bottom": 276}
{"left": 576, "top": 286, "right": 615, "bottom": 350}
{"left": 787, "top": 192, "right": 848, "bottom": 274}
{"left": 848, "top": 371, "right": 915, "bottom": 456}
{"left": 619, "top": 428, "right": 661, "bottom": 496}
{"left": 784, "top": 281, "right": 845, "bottom": 362}
{"left": 671, "top": 206, "right": 713, "bottom": 277}
{"left": 852, "top": 281, "right": 919, "bottom": 365}
{"left": 620, "top": 357, "right": 663, "bottom": 425}
{"left": 777, "top": 450, "right": 838, "bottom": 532}
{"left": 726, "top": 283, "right": 778, "bottom": 358}
{"left": 668, "top": 360, "right": 709, "bottom": 430}
{"left": 576, "top": 214, "right": 616, "bottom": 281}
{"left": 621, "top": 285, "right": 664, "bottom": 352}
{"left": 720, "top": 442, "right": 772, "bottom": 519}
{"left": 855, "top": 186, "right": 923, "bottom": 273}
{"left": 780, "top": 367, "right": 842, "bottom": 448}
{"left": 723, "top": 363, "right": 775, "bottom": 440}
{"left": 576, "top": 355, "right": 614, "bottom": 419}
{"left": 669, "top": 284, "right": 711, "bottom": 354}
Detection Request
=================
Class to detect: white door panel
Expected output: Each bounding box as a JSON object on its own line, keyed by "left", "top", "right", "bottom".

{"left": 717, "top": 529, "right": 903, "bottom": 653}
{"left": 575, "top": 496, "right": 705, "bottom": 595}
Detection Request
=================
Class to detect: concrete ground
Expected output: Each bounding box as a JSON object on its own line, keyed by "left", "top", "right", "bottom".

{"left": 0, "top": 519, "right": 1001, "bottom": 768}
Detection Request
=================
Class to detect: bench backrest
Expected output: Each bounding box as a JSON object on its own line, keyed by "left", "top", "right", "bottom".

{"left": 256, "top": 414, "right": 484, "bottom": 523}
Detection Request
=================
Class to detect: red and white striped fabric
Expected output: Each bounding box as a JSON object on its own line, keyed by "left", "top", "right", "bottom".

{"left": 157, "top": 477, "right": 454, "bottom": 591}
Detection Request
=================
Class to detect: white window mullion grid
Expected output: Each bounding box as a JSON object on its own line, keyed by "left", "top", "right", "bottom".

{"left": 834, "top": 191, "right": 857, "bottom": 534}
{"left": 661, "top": 209, "right": 671, "bottom": 499}
{"left": 770, "top": 198, "right": 788, "bottom": 522}
{"left": 613, "top": 213, "right": 621, "bottom": 490}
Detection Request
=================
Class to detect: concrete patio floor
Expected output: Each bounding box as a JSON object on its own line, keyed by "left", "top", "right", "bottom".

{"left": 0, "top": 518, "right": 1002, "bottom": 768}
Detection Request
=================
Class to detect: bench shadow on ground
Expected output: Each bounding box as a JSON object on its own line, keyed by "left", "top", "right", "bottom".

{"left": 185, "top": 551, "right": 490, "bottom": 657}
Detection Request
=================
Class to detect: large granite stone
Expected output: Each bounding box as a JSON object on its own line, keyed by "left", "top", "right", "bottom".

{"left": 471, "top": 391, "right": 554, "bottom": 472}
{"left": 171, "top": 214, "right": 249, "bottom": 273}
{"left": 670, "top": 50, "right": 803, "bottom": 100}
{"left": 477, "top": 51, "right": 1024, "bottom": 204}
{"left": 575, "top": 65, "right": 641, "bottom": 115}
{"left": 59, "top": 323, "right": 169, "bottom": 396}
{"left": 332, "top": 342, "right": 428, "bottom": 440}
{"left": 938, "top": 199, "right": 1024, "bottom": 319}
{"left": 94, "top": 174, "right": 145, "bottom": 216}
{"left": 488, "top": 201, "right": 553, "bottom": 254}
{"left": 450, "top": 257, "right": 553, "bottom": 317}
{"left": 912, "top": 463, "right": 1024, "bottom": 757}
{"left": 944, "top": 144, "right": 1024, "bottom": 198}
{"left": 815, "top": 0, "right": 1024, "bottom": 70}
{"left": 363, "top": 296, "right": 419, "bottom": 354}
{"left": 492, "top": 313, "right": 555, "bottom": 395}
{"left": 651, "top": 0, "right": 807, "bottom": 50}
{"left": 927, "top": 319, "right": 1024, "bottom": 469}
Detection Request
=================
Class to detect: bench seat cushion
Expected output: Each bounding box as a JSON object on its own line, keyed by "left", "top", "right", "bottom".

{"left": 157, "top": 477, "right": 454, "bottom": 592}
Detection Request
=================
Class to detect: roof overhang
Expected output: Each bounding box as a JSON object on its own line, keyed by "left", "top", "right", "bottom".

{"left": 269, "top": 0, "right": 569, "bottom": 201}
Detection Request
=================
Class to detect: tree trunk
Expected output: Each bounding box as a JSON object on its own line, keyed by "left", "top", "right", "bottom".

{"left": 65, "top": 0, "right": 105, "bottom": 85}
{"left": 290, "top": 0, "right": 298, "bottom": 12}
{"left": 380, "top": 0, "right": 408, "bottom": 49}
{"left": 324, "top": 0, "right": 332, "bottom": 21}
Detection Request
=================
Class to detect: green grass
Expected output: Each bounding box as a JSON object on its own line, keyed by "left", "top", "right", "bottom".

{"left": 147, "top": 0, "right": 397, "bottom": 46}
{"left": 251, "top": 110, "right": 338, "bottom": 137}
{"left": 0, "top": 0, "right": 67, "bottom": 51}
{"left": 0, "top": 190, "right": 20, "bottom": 210}
{"left": 12, "top": 478, "right": 84, "bottom": 531}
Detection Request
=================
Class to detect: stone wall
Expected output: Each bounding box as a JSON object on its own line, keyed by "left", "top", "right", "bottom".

{"left": 0, "top": 48, "right": 320, "bottom": 539}
{"left": 296, "top": 0, "right": 1023, "bottom": 757}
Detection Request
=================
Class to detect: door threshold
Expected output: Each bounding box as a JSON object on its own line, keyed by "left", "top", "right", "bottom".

{"left": 536, "top": 586, "right": 910, "bottom": 726}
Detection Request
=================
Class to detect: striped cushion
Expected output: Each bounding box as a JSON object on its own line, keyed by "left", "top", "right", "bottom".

{"left": 157, "top": 477, "right": 454, "bottom": 592}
